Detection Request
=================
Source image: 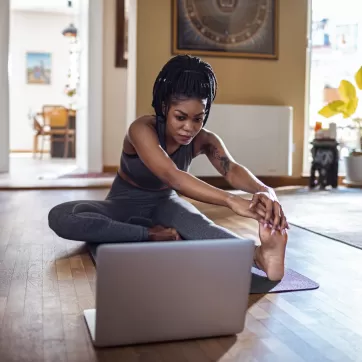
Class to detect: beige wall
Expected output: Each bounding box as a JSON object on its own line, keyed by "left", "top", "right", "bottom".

{"left": 135, "top": 0, "right": 309, "bottom": 177}
{"left": 102, "top": 0, "right": 127, "bottom": 166}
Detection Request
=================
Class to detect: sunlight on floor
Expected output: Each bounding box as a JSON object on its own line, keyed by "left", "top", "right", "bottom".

{"left": 4, "top": 152, "right": 78, "bottom": 179}
{"left": 0, "top": 153, "right": 114, "bottom": 189}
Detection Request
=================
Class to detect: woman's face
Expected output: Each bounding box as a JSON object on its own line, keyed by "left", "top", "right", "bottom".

{"left": 165, "top": 97, "right": 207, "bottom": 146}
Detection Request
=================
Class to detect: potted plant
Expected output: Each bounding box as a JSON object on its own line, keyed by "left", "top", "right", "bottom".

{"left": 318, "top": 65, "right": 362, "bottom": 184}
{"left": 64, "top": 84, "right": 77, "bottom": 110}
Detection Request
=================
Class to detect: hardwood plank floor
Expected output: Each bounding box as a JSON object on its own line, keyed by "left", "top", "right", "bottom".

{"left": 0, "top": 189, "right": 362, "bottom": 362}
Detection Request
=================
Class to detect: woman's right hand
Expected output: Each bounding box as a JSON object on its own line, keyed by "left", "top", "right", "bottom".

{"left": 226, "top": 194, "right": 266, "bottom": 222}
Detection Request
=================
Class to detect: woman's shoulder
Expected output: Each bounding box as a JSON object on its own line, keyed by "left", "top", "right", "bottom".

{"left": 124, "top": 115, "right": 157, "bottom": 152}
{"left": 130, "top": 115, "right": 156, "bottom": 128}
{"left": 125, "top": 115, "right": 156, "bottom": 140}
{"left": 193, "top": 128, "right": 209, "bottom": 157}
{"left": 194, "top": 128, "right": 213, "bottom": 145}
{"left": 193, "top": 128, "right": 220, "bottom": 156}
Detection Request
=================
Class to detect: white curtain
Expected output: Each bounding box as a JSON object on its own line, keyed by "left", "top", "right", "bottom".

{"left": 0, "top": 0, "right": 10, "bottom": 173}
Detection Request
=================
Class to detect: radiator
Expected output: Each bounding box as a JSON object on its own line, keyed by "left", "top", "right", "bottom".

{"left": 189, "top": 104, "right": 293, "bottom": 177}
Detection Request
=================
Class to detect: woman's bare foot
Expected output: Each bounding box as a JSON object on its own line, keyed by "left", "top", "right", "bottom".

{"left": 254, "top": 223, "right": 288, "bottom": 281}
{"left": 148, "top": 225, "right": 182, "bottom": 241}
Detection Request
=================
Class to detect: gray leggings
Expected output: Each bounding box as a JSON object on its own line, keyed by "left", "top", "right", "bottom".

{"left": 48, "top": 174, "right": 240, "bottom": 243}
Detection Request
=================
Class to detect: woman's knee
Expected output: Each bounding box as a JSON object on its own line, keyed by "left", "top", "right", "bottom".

{"left": 48, "top": 201, "right": 117, "bottom": 241}
{"left": 73, "top": 202, "right": 102, "bottom": 215}
{"left": 48, "top": 202, "right": 75, "bottom": 239}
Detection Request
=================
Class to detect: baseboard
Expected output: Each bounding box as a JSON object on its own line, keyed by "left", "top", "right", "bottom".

{"left": 102, "top": 165, "right": 328, "bottom": 189}
{"left": 199, "top": 176, "right": 310, "bottom": 189}
{"left": 103, "top": 165, "right": 118, "bottom": 173}
{"left": 10, "top": 149, "right": 49, "bottom": 154}
{"left": 204, "top": 175, "right": 347, "bottom": 189}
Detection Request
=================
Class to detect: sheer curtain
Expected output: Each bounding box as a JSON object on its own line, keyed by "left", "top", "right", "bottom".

{"left": 0, "top": 0, "right": 10, "bottom": 173}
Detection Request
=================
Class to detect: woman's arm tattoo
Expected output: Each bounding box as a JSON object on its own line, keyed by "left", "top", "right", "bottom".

{"left": 203, "top": 144, "right": 230, "bottom": 176}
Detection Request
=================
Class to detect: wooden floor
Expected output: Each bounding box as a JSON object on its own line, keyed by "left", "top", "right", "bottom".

{"left": 1, "top": 189, "right": 362, "bottom": 362}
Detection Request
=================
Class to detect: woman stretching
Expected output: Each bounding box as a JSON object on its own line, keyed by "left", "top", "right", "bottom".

{"left": 48, "top": 55, "right": 288, "bottom": 281}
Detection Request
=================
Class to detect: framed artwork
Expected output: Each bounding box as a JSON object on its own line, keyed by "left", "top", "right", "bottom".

{"left": 26, "top": 52, "right": 51, "bottom": 84}
{"left": 115, "top": 0, "right": 128, "bottom": 67}
{"left": 172, "top": 0, "right": 279, "bottom": 60}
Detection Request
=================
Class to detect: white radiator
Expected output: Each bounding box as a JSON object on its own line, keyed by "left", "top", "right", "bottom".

{"left": 189, "top": 104, "right": 293, "bottom": 177}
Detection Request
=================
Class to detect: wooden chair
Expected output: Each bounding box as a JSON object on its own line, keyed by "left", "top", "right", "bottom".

{"left": 33, "top": 105, "right": 75, "bottom": 159}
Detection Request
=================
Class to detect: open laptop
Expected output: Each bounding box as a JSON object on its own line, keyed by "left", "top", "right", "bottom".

{"left": 84, "top": 238, "right": 254, "bottom": 348}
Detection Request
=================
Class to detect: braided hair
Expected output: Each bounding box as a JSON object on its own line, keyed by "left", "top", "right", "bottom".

{"left": 151, "top": 55, "right": 217, "bottom": 150}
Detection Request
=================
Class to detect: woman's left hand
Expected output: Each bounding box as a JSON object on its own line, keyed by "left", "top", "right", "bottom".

{"left": 249, "top": 189, "right": 289, "bottom": 232}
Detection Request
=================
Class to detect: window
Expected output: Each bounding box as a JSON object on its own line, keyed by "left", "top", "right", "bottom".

{"left": 304, "top": 1, "right": 362, "bottom": 175}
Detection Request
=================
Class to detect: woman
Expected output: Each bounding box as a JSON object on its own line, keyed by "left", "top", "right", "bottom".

{"left": 49, "top": 55, "right": 288, "bottom": 281}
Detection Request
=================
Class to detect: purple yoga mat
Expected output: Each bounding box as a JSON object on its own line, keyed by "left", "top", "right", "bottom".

{"left": 87, "top": 244, "right": 319, "bottom": 295}
{"left": 250, "top": 267, "right": 319, "bottom": 294}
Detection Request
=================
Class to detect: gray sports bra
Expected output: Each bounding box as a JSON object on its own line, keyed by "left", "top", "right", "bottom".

{"left": 120, "top": 118, "right": 195, "bottom": 190}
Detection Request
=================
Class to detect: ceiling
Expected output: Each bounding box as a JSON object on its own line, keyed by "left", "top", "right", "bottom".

{"left": 11, "top": 0, "right": 78, "bottom": 14}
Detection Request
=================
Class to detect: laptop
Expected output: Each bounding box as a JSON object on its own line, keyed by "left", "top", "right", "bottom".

{"left": 84, "top": 238, "right": 254, "bottom": 348}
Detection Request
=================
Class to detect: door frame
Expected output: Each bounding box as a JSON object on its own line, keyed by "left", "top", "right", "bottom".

{"left": 302, "top": 0, "right": 313, "bottom": 176}
{"left": 75, "top": 0, "right": 103, "bottom": 173}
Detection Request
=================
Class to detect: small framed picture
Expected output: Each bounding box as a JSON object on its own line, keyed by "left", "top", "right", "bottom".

{"left": 26, "top": 52, "right": 52, "bottom": 85}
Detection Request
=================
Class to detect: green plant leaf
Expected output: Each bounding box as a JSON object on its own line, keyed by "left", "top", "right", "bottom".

{"left": 338, "top": 80, "right": 356, "bottom": 102}
{"left": 355, "top": 66, "right": 362, "bottom": 90}
{"left": 318, "top": 100, "right": 345, "bottom": 118}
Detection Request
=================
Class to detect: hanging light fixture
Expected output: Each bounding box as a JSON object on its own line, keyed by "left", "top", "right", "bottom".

{"left": 62, "top": 23, "right": 77, "bottom": 37}
{"left": 61, "top": 1, "right": 77, "bottom": 38}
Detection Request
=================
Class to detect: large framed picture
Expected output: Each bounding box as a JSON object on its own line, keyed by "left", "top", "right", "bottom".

{"left": 172, "top": 0, "right": 279, "bottom": 60}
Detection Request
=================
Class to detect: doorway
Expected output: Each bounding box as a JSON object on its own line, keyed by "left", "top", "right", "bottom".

{"left": 1, "top": 0, "right": 103, "bottom": 186}
{"left": 8, "top": 1, "right": 79, "bottom": 180}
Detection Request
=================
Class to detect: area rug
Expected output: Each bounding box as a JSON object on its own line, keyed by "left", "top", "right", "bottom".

{"left": 275, "top": 187, "right": 362, "bottom": 250}
{"left": 87, "top": 244, "right": 319, "bottom": 295}
{"left": 58, "top": 172, "right": 116, "bottom": 179}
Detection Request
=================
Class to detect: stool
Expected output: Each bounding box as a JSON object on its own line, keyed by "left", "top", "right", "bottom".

{"left": 309, "top": 138, "right": 339, "bottom": 189}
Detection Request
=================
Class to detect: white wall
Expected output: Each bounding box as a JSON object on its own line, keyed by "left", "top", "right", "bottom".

{"left": 11, "top": 0, "right": 79, "bottom": 13}
{"left": 0, "top": 0, "right": 10, "bottom": 172}
{"left": 9, "top": 10, "right": 73, "bottom": 151}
